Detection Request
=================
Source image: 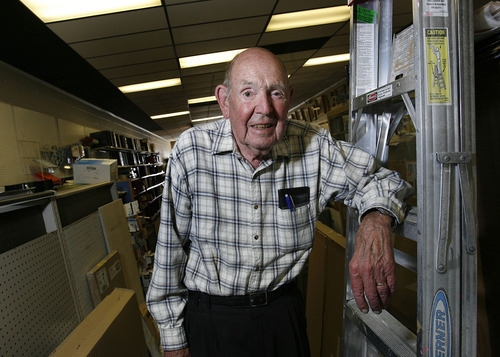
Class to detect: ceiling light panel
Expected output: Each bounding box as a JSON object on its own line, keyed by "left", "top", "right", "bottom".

{"left": 179, "top": 49, "right": 246, "bottom": 69}
{"left": 151, "top": 111, "right": 190, "bottom": 119}
{"left": 20, "top": 0, "right": 162, "bottom": 23}
{"left": 266, "top": 6, "right": 350, "bottom": 32}
{"left": 119, "top": 78, "right": 182, "bottom": 93}
{"left": 303, "top": 53, "right": 350, "bottom": 66}
{"left": 188, "top": 96, "right": 217, "bottom": 105}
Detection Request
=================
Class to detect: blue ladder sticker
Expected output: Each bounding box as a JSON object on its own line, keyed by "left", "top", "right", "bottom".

{"left": 431, "top": 289, "right": 451, "bottom": 357}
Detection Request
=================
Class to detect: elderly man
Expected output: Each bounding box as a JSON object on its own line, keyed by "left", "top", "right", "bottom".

{"left": 147, "top": 47, "right": 413, "bottom": 357}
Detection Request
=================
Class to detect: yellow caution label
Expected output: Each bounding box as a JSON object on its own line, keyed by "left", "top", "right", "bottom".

{"left": 425, "top": 28, "right": 451, "bottom": 104}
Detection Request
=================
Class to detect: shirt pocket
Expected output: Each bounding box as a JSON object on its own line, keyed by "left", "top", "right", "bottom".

{"left": 276, "top": 204, "right": 314, "bottom": 253}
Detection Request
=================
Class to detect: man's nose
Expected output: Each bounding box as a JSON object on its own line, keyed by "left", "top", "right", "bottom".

{"left": 255, "top": 93, "right": 273, "bottom": 115}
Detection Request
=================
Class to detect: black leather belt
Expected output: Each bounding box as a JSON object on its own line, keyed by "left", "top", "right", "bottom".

{"left": 188, "top": 282, "right": 296, "bottom": 308}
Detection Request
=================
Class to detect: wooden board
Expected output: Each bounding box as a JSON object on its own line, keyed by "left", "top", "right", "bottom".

{"left": 98, "top": 199, "right": 145, "bottom": 304}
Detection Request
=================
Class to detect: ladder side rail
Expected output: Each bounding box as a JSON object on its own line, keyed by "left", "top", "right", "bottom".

{"left": 343, "top": 3, "right": 382, "bottom": 354}
{"left": 343, "top": 1, "right": 419, "bottom": 355}
{"left": 456, "top": 0, "right": 477, "bottom": 354}
{"left": 412, "top": 0, "right": 473, "bottom": 354}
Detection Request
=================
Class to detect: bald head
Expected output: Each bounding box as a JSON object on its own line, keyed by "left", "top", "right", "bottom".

{"left": 223, "top": 48, "right": 290, "bottom": 97}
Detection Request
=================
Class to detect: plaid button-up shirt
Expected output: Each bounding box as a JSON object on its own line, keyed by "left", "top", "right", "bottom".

{"left": 147, "top": 118, "right": 413, "bottom": 351}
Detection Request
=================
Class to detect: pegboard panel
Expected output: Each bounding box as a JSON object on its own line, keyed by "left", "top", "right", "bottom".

{"left": 0, "top": 232, "right": 79, "bottom": 356}
{"left": 61, "top": 212, "right": 108, "bottom": 318}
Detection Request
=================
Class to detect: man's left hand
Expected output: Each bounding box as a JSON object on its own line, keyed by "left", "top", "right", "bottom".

{"left": 349, "top": 210, "right": 395, "bottom": 314}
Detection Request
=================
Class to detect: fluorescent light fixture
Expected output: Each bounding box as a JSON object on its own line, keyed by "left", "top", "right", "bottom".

{"left": 192, "top": 115, "right": 224, "bottom": 123}
{"left": 20, "top": 0, "right": 161, "bottom": 23}
{"left": 303, "top": 53, "right": 350, "bottom": 67}
{"left": 179, "top": 49, "right": 246, "bottom": 69}
{"left": 119, "top": 78, "right": 181, "bottom": 93}
{"left": 151, "top": 111, "right": 190, "bottom": 120}
{"left": 266, "top": 6, "right": 350, "bottom": 32}
{"left": 188, "top": 96, "right": 217, "bottom": 105}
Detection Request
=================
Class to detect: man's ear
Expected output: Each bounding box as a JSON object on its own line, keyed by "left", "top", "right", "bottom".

{"left": 215, "top": 84, "right": 229, "bottom": 118}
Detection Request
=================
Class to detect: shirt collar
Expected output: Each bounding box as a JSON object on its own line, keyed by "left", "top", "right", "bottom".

{"left": 212, "top": 119, "right": 235, "bottom": 155}
{"left": 211, "top": 118, "right": 292, "bottom": 159}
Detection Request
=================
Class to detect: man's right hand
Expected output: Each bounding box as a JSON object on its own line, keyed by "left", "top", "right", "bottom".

{"left": 164, "top": 348, "right": 190, "bottom": 357}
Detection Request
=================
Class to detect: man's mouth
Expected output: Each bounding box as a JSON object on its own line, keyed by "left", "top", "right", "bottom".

{"left": 251, "top": 124, "right": 273, "bottom": 129}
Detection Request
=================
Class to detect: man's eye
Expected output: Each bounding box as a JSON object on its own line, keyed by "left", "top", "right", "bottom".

{"left": 243, "top": 91, "right": 253, "bottom": 97}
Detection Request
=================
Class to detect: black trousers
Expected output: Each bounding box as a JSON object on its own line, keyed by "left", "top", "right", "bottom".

{"left": 184, "top": 284, "right": 311, "bottom": 357}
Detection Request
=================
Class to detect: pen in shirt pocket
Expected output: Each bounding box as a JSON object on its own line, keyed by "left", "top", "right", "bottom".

{"left": 284, "top": 194, "right": 295, "bottom": 212}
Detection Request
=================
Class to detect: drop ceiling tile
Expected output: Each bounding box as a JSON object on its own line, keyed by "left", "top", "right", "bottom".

{"left": 87, "top": 47, "right": 176, "bottom": 70}
{"left": 259, "top": 23, "right": 347, "bottom": 46}
{"left": 180, "top": 62, "right": 229, "bottom": 77}
{"left": 174, "top": 35, "right": 260, "bottom": 57}
{"left": 47, "top": 7, "right": 168, "bottom": 43}
{"left": 171, "top": 16, "right": 268, "bottom": 45}
{"left": 322, "top": 33, "right": 350, "bottom": 48}
{"left": 101, "top": 59, "right": 180, "bottom": 81}
{"left": 70, "top": 30, "right": 173, "bottom": 58}
{"left": 166, "top": 0, "right": 273, "bottom": 27}
{"left": 274, "top": 0, "right": 348, "bottom": 13}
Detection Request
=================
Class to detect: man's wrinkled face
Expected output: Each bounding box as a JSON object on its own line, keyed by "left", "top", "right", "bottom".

{"left": 216, "top": 49, "right": 293, "bottom": 162}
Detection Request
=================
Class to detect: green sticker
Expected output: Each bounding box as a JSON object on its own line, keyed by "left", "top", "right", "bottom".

{"left": 356, "top": 6, "right": 376, "bottom": 23}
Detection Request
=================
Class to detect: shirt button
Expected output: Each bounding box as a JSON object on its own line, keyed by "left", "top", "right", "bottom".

{"left": 255, "top": 266, "right": 260, "bottom": 271}
{"left": 254, "top": 235, "right": 259, "bottom": 240}
{"left": 254, "top": 204, "right": 259, "bottom": 210}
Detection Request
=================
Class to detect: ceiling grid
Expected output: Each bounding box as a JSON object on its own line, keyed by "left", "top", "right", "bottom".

{"left": 1, "top": 0, "right": 413, "bottom": 141}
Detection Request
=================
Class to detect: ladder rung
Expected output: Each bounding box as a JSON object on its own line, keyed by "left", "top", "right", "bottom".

{"left": 394, "top": 249, "right": 417, "bottom": 273}
{"left": 345, "top": 299, "right": 417, "bottom": 357}
{"left": 352, "top": 75, "right": 415, "bottom": 111}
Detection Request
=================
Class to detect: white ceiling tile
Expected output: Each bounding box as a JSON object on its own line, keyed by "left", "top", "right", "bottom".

{"left": 174, "top": 35, "right": 260, "bottom": 57}
{"left": 171, "top": 16, "right": 268, "bottom": 45}
{"left": 101, "top": 59, "right": 180, "bottom": 81}
{"left": 70, "top": 30, "right": 172, "bottom": 58}
{"left": 47, "top": 7, "right": 167, "bottom": 43}
{"left": 166, "top": 0, "right": 274, "bottom": 27}
{"left": 87, "top": 47, "right": 176, "bottom": 70}
{"left": 259, "top": 23, "right": 346, "bottom": 46}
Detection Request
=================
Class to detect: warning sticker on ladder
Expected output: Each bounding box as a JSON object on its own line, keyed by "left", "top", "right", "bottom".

{"left": 424, "top": 0, "right": 449, "bottom": 17}
{"left": 424, "top": 28, "right": 451, "bottom": 105}
{"left": 366, "top": 84, "right": 393, "bottom": 105}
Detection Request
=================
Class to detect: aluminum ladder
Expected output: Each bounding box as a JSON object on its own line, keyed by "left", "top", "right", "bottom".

{"left": 342, "top": 0, "right": 477, "bottom": 355}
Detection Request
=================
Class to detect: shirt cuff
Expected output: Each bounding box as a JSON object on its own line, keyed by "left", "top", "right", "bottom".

{"left": 360, "top": 207, "right": 397, "bottom": 227}
{"left": 159, "top": 325, "right": 188, "bottom": 352}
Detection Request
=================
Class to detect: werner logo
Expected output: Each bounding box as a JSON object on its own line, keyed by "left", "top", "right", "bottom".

{"left": 367, "top": 92, "right": 378, "bottom": 102}
{"left": 431, "top": 289, "right": 451, "bottom": 357}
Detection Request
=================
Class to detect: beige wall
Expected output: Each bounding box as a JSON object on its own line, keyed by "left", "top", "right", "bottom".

{"left": 0, "top": 61, "right": 171, "bottom": 188}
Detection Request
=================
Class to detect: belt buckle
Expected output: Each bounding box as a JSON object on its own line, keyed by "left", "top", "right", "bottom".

{"left": 249, "top": 291, "right": 268, "bottom": 307}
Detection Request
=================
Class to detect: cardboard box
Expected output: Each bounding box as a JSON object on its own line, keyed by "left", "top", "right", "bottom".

{"left": 140, "top": 303, "right": 161, "bottom": 346}
{"left": 50, "top": 288, "right": 148, "bottom": 357}
{"left": 99, "top": 200, "right": 146, "bottom": 305}
{"left": 124, "top": 200, "right": 140, "bottom": 217}
{"left": 86, "top": 250, "right": 126, "bottom": 307}
{"left": 73, "top": 159, "right": 118, "bottom": 184}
